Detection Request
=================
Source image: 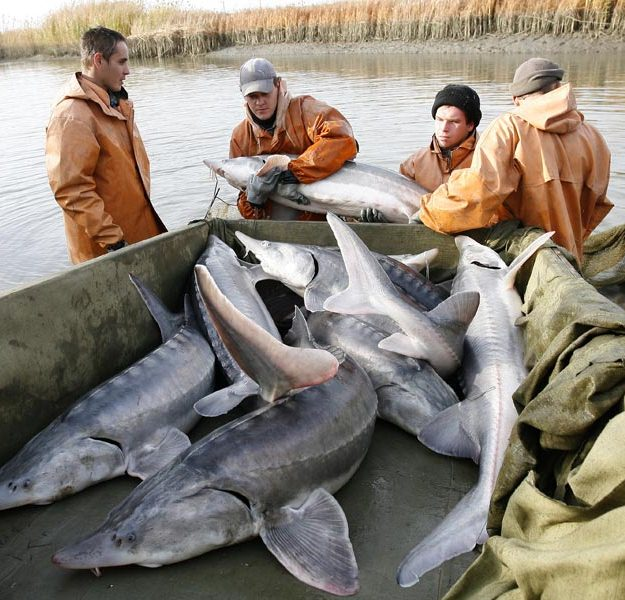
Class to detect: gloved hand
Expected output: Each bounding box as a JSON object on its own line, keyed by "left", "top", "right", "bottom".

{"left": 247, "top": 167, "right": 283, "bottom": 206}
{"left": 256, "top": 154, "right": 291, "bottom": 177}
{"left": 359, "top": 208, "right": 388, "bottom": 223}
{"left": 107, "top": 239, "right": 127, "bottom": 252}
{"left": 409, "top": 210, "right": 423, "bottom": 224}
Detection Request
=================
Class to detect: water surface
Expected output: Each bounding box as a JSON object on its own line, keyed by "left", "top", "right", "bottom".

{"left": 1, "top": 49, "right": 624, "bottom": 292}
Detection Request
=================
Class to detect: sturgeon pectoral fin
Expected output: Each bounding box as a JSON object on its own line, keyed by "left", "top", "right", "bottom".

{"left": 194, "top": 377, "right": 260, "bottom": 417}
{"left": 260, "top": 488, "right": 359, "bottom": 596}
{"left": 126, "top": 428, "right": 191, "bottom": 479}
{"left": 417, "top": 399, "right": 482, "bottom": 463}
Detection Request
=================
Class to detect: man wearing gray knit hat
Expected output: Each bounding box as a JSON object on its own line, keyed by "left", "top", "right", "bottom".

{"left": 361, "top": 83, "right": 481, "bottom": 223}
{"left": 414, "top": 57, "right": 612, "bottom": 266}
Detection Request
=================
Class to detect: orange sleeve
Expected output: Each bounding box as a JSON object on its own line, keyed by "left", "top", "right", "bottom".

{"left": 288, "top": 97, "right": 358, "bottom": 184}
{"left": 419, "top": 117, "right": 521, "bottom": 233}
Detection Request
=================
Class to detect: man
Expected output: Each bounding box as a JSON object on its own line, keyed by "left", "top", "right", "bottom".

{"left": 360, "top": 83, "right": 481, "bottom": 223}
{"left": 401, "top": 84, "right": 481, "bottom": 191}
{"left": 46, "top": 26, "right": 166, "bottom": 264}
{"left": 416, "top": 58, "right": 612, "bottom": 266}
{"left": 230, "top": 57, "right": 358, "bottom": 221}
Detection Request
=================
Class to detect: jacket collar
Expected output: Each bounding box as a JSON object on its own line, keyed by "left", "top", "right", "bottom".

{"left": 54, "top": 73, "right": 129, "bottom": 120}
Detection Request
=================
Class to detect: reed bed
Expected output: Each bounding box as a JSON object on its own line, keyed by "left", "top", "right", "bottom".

{"left": 2, "top": 0, "right": 624, "bottom": 61}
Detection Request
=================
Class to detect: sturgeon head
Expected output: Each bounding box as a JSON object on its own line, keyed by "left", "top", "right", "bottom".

{"left": 0, "top": 425, "right": 125, "bottom": 509}
{"left": 52, "top": 464, "right": 255, "bottom": 570}
{"left": 203, "top": 157, "right": 264, "bottom": 192}
{"left": 234, "top": 231, "right": 317, "bottom": 296}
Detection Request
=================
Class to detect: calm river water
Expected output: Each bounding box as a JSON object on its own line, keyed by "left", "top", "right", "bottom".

{"left": 1, "top": 49, "right": 625, "bottom": 293}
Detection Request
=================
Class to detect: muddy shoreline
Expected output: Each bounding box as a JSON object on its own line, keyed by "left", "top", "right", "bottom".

{"left": 209, "top": 33, "right": 625, "bottom": 57}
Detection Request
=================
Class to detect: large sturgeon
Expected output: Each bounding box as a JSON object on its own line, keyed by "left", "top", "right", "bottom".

{"left": 205, "top": 156, "right": 424, "bottom": 223}
{"left": 234, "top": 231, "right": 449, "bottom": 313}
{"left": 322, "top": 213, "right": 480, "bottom": 377}
{"left": 396, "top": 231, "right": 554, "bottom": 587}
{"left": 307, "top": 311, "right": 458, "bottom": 437}
{"left": 0, "top": 276, "right": 216, "bottom": 510}
{"left": 52, "top": 265, "right": 377, "bottom": 597}
{"left": 191, "top": 235, "right": 282, "bottom": 416}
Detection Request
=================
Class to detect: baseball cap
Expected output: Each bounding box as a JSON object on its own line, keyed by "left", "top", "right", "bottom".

{"left": 239, "top": 58, "right": 277, "bottom": 96}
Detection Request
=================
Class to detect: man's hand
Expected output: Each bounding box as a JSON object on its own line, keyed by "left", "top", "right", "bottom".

{"left": 107, "top": 239, "right": 127, "bottom": 252}
{"left": 256, "top": 154, "right": 291, "bottom": 177}
{"left": 359, "top": 208, "right": 388, "bottom": 223}
{"left": 409, "top": 210, "right": 423, "bottom": 224}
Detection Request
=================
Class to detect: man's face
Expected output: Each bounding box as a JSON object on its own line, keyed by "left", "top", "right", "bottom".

{"left": 434, "top": 105, "right": 474, "bottom": 150}
{"left": 244, "top": 84, "right": 279, "bottom": 120}
{"left": 94, "top": 41, "right": 130, "bottom": 92}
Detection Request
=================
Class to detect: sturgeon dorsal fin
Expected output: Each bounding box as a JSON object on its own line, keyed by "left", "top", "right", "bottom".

{"left": 503, "top": 231, "right": 555, "bottom": 289}
{"left": 128, "top": 274, "right": 184, "bottom": 342}
{"left": 195, "top": 265, "right": 338, "bottom": 403}
{"left": 323, "top": 212, "right": 397, "bottom": 316}
{"left": 260, "top": 488, "right": 359, "bottom": 596}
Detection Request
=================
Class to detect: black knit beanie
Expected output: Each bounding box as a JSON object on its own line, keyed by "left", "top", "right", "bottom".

{"left": 431, "top": 84, "right": 482, "bottom": 128}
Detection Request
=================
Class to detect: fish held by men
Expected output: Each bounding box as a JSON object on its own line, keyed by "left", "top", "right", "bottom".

{"left": 204, "top": 156, "right": 425, "bottom": 223}
{"left": 0, "top": 275, "right": 216, "bottom": 510}
{"left": 396, "top": 231, "right": 555, "bottom": 587}
{"left": 53, "top": 265, "right": 378, "bottom": 597}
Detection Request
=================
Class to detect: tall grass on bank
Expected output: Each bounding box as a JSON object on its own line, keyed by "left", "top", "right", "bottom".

{"left": 2, "top": 0, "right": 625, "bottom": 61}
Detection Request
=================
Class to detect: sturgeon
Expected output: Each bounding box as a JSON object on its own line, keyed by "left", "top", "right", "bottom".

{"left": 205, "top": 156, "right": 425, "bottom": 223}
{"left": 52, "top": 265, "right": 378, "bottom": 597}
{"left": 234, "top": 231, "right": 449, "bottom": 313}
{"left": 0, "top": 276, "right": 216, "bottom": 510}
{"left": 192, "top": 235, "right": 281, "bottom": 417}
{"left": 307, "top": 311, "right": 458, "bottom": 437}
{"left": 396, "top": 231, "right": 555, "bottom": 587}
{"left": 322, "top": 213, "right": 480, "bottom": 377}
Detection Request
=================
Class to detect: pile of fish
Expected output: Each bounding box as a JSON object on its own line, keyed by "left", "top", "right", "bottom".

{"left": 0, "top": 215, "right": 553, "bottom": 596}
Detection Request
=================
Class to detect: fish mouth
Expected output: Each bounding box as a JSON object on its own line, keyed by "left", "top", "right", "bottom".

{"left": 203, "top": 159, "right": 225, "bottom": 178}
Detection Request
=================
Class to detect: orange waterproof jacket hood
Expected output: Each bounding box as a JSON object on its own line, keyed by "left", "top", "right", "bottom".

{"left": 46, "top": 74, "right": 165, "bottom": 263}
{"left": 400, "top": 132, "right": 477, "bottom": 192}
{"left": 419, "top": 84, "right": 612, "bottom": 264}
{"left": 230, "top": 80, "right": 358, "bottom": 220}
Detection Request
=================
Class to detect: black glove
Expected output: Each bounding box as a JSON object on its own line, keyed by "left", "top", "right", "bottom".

{"left": 359, "top": 208, "right": 388, "bottom": 223}
{"left": 107, "top": 239, "right": 127, "bottom": 252}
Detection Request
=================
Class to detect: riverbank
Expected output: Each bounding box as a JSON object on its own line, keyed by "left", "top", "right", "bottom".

{"left": 2, "top": 0, "right": 625, "bottom": 60}
{"left": 208, "top": 34, "right": 625, "bottom": 57}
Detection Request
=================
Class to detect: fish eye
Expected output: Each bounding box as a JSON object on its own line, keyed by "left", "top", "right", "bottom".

{"left": 22, "top": 479, "right": 31, "bottom": 489}
{"left": 127, "top": 533, "right": 136, "bottom": 543}
{"left": 261, "top": 241, "right": 269, "bottom": 248}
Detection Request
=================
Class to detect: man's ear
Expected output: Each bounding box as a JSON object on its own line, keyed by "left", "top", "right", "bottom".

{"left": 92, "top": 52, "right": 104, "bottom": 69}
{"left": 512, "top": 96, "right": 521, "bottom": 106}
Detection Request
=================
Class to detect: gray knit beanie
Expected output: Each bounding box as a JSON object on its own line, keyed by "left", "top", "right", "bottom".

{"left": 431, "top": 84, "right": 482, "bottom": 127}
{"left": 510, "top": 58, "right": 564, "bottom": 97}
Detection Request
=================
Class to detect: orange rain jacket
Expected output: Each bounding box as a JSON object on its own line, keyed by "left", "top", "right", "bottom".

{"left": 230, "top": 81, "right": 358, "bottom": 220}
{"left": 419, "top": 84, "right": 612, "bottom": 265}
{"left": 400, "top": 132, "right": 477, "bottom": 192}
{"left": 46, "top": 74, "right": 166, "bottom": 264}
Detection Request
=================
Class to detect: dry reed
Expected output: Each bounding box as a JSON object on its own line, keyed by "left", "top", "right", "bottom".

{"left": 1, "top": 0, "right": 624, "bottom": 61}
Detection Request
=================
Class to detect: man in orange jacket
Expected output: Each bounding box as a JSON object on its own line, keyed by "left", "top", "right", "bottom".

{"left": 230, "top": 58, "right": 358, "bottom": 221}
{"left": 46, "top": 26, "right": 166, "bottom": 264}
{"left": 360, "top": 84, "right": 481, "bottom": 223}
{"left": 400, "top": 84, "right": 481, "bottom": 192}
{"left": 415, "top": 58, "right": 612, "bottom": 266}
